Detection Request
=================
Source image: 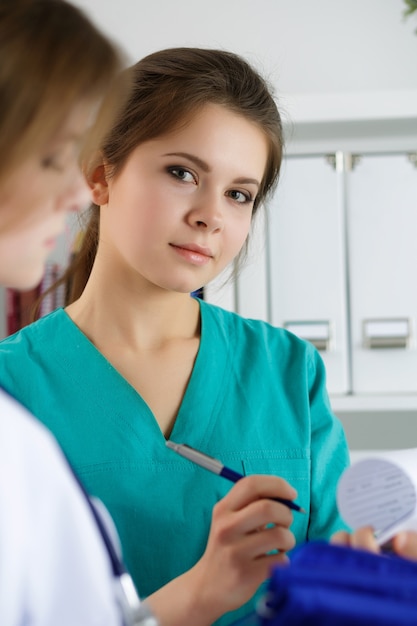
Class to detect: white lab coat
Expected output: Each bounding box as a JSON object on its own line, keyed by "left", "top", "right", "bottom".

{"left": 0, "top": 388, "right": 122, "bottom": 626}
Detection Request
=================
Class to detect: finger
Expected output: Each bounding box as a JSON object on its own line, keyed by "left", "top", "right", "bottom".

{"left": 256, "top": 549, "right": 291, "bottom": 568}
{"left": 235, "top": 497, "right": 293, "bottom": 533}
{"left": 215, "top": 526, "right": 295, "bottom": 581}
{"left": 212, "top": 497, "right": 293, "bottom": 542}
{"left": 242, "top": 524, "right": 296, "bottom": 558}
{"left": 351, "top": 526, "right": 379, "bottom": 553}
{"left": 330, "top": 530, "right": 351, "bottom": 546}
{"left": 217, "top": 474, "right": 298, "bottom": 513}
{"left": 330, "top": 527, "right": 379, "bottom": 552}
{"left": 392, "top": 532, "right": 417, "bottom": 560}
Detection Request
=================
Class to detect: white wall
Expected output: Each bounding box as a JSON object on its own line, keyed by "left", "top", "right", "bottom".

{"left": 71, "top": 0, "right": 417, "bottom": 124}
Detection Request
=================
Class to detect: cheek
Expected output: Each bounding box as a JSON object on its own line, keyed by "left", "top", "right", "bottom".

{"left": 0, "top": 194, "right": 46, "bottom": 238}
{"left": 104, "top": 202, "right": 152, "bottom": 253}
{"left": 0, "top": 228, "right": 41, "bottom": 284}
{"left": 0, "top": 186, "right": 29, "bottom": 234}
{"left": 123, "top": 190, "right": 171, "bottom": 235}
{"left": 229, "top": 213, "right": 252, "bottom": 249}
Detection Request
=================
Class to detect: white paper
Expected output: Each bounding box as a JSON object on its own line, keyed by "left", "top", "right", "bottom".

{"left": 337, "top": 448, "right": 417, "bottom": 545}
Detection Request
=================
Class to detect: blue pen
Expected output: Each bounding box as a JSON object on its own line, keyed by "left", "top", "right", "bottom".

{"left": 166, "top": 440, "right": 305, "bottom": 514}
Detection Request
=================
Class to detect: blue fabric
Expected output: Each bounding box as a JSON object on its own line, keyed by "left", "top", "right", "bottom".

{"left": 258, "top": 541, "right": 417, "bottom": 625}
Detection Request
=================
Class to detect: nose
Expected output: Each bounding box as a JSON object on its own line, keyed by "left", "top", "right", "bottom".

{"left": 59, "top": 166, "right": 92, "bottom": 214}
{"left": 188, "top": 189, "right": 224, "bottom": 232}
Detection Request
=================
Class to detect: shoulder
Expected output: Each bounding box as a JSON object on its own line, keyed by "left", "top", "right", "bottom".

{"left": 199, "top": 299, "right": 316, "bottom": 356}
{"left": 0, "top": 308, "right": 67, "bottom": 355}
{"left": 0, "top": 387, "right": 100, "bottom": 552}
{"left": 0, "top": 388, "right": 66, "bottom": 467}
{"left": 0, "top": 388, "right": 75, "bottom": 526}
{"left": 0, "top": 307, "right": 66, "bottom": 342}
{"left": 0, "top": 389, "right": 121, "bottom": 624}
{"left": 0, "top": 309, "right": 72, "bottom": 405}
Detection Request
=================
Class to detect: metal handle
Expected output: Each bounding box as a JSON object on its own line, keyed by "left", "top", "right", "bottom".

{"left": 284, "top": 320, "right": 331, "bottom": 351}
{"left": 362, "top": 318, "right": 411, "bottom": 349}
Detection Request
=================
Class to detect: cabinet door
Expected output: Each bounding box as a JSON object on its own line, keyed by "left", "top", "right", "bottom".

{"left": 235, "top": 208, "right": 269, "bottom": 321}
{"left": 268, "top": 156, "right": 349, "bottom": 395}
{"left": 349, "top": 153, "right": 417, "bottom": 393}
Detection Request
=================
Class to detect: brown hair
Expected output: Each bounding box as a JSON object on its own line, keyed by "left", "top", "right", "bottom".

{"left": 0, "top": 0, "right": 124, "bottom": 183}
{"left": 56, "top": 47, "right": 284, "bottom": 303}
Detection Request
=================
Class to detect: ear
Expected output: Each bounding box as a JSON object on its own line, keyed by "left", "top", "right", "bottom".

{"left": 87, "top": 161, "right": 110, "bottom": 206}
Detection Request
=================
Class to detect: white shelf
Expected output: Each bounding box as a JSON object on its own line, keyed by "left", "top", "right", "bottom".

{"left": 331, "top": 393, "right": 417, "bottom": 413}
{"left": 282, "top": 89, "right": 417, "bottom": 125}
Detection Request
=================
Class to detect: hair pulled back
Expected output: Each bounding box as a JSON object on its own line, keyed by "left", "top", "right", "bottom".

{"left": 66, "top": 47, "right": 284, "bottom": 302}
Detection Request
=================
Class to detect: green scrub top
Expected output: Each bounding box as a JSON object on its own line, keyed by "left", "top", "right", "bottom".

{"left": 0, "top": 299, "right": 350, "bottom": 626}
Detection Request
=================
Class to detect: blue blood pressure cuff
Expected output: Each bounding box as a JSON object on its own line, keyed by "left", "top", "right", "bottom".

{"left": 257, "top": 541, "right": 417, "bottom": 625}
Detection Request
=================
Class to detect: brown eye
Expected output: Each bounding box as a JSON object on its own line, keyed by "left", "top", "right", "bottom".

{"left": 41, "top": 155, "right": 63, "bottom": 172}
{"left": 168, "top": 167, "right": 196, "bottom": 183}
{"left": 228, "top": 189, "right": 251, "bottom": 204}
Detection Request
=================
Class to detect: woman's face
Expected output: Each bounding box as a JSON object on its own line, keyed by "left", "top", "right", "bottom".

{"left": 96, "top": 103, "right": 269, "bottom": 294}
{"left": 0, "top": 103, "right": 93, "bottom": 289}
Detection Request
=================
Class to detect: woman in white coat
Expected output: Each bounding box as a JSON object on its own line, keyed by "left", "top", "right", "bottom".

{"left": 0, "top": 1, "right": 135, "bottom": 624}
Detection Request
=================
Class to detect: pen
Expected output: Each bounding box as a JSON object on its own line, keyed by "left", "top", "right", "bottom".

{"left": 166, "top": 440, "right": 305, "bottom": 514}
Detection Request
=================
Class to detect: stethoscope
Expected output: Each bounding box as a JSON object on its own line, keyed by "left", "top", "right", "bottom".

{"left": 65, "top": 447, "right": 159, "bottom": 626}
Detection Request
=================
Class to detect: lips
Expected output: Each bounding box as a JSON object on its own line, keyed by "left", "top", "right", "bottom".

{"left": 169, "top": 242, "right": 215, "bottom": 267}
{"left": 43, "top": 236, "right": 57, "bottom": 248}
{"left": 170, "top": 243, "right": 213, "bottom": 258}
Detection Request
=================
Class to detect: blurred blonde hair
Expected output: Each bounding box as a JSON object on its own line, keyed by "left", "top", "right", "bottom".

{"left": 0, "top": 0, "right": 126, "bottom": 185}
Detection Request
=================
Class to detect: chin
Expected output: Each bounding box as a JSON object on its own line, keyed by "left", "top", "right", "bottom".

{"left": 5, "top": 265, "right": 45, "bottom": 292}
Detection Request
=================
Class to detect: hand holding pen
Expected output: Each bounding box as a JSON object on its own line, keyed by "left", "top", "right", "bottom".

{"left": 163, "top": 441, "right": 298, "bottom": 620}
{"left": 166, "top": 441, "right": 305, "bottom": 513}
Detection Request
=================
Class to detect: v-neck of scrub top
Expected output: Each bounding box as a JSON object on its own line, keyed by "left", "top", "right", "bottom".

{"left": 57, "top": 297, "right": 233, "bottom": 452}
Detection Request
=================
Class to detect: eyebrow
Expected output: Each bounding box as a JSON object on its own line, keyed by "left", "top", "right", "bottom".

{"left": 163, "top": 151, "right": 261, "bottom": 188}
{"left": 44, "top": 133, "right": 83, "bottom": 155}
{"left": 54, "top": 132, "right": 83, "bottom": 144}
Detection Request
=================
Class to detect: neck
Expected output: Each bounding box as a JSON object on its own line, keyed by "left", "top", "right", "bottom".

{"left": 66, "top": 262, "right": 201, "bottom": 350}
